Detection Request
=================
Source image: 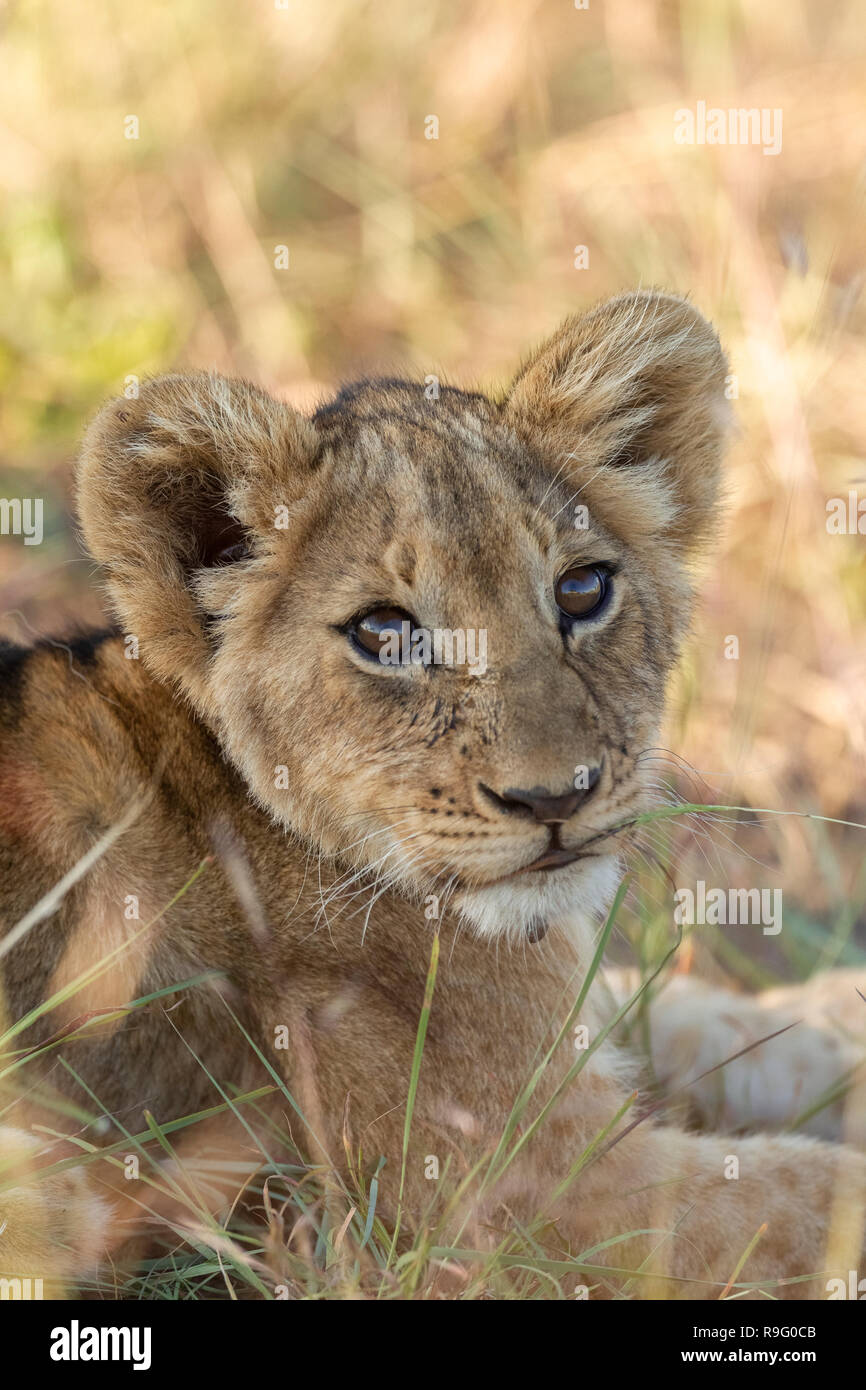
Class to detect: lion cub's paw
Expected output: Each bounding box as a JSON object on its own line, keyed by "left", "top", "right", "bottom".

{"left": 0, "top": 1126, "right": 115, "bottom": 1292}
{"left": 606, "top": 967, "right": 866, "bottom": 1142}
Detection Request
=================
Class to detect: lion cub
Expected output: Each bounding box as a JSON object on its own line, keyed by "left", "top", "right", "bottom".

{"left": 1, "top": 290, "right": 864, "bottom": 1298}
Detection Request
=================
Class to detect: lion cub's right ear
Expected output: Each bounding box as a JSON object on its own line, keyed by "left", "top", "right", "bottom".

{"left": 77, "top": 372, "right": 319, "bottom": 707}
{"left": 506, "top": 291, "right": 731, "bottom": 550}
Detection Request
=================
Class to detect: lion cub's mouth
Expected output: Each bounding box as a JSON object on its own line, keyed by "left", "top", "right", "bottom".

{"left": 501, "top": 824, "right": 594, "bottom": 882}
{"left": 517, "top": 844, "right": 583, "bottom": 874}
{"left": 484, "top": 828, "right": 614, "bottom": 943}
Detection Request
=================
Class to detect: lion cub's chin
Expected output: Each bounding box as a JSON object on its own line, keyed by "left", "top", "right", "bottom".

{"left": 456, "top": 854, "right": 623, "bottom": 947}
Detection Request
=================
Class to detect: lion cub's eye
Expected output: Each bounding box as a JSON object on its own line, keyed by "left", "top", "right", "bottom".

{"left": 351, "top": 607, "right": 414, "bottom": 661}
{"left": 555, "top": 565, "right": 610, "bottom": 620}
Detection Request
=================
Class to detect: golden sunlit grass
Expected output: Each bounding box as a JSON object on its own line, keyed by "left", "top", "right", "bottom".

{"left": 0, "top": 0, "right": 865, "bottom": 1297}
{"left": 2, "top": 842, "right": 858, "bottom": 1301}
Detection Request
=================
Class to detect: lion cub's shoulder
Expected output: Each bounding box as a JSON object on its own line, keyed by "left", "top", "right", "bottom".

{"left": 0, "top": 631, "right": 223, "bottom": 896}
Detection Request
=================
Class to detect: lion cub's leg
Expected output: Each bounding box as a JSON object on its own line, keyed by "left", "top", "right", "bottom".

{"left": 0, "top": 1126, "right": 115, "bottom": 1292}
{"left": 527, "top": 1069, "right": 866, "bottom": 1300}
{"left": 606, "top": 967, "right": 866, "bottom": 1141}
{"left": 0, "top": 1107, "right": 279, "bottom": 1293}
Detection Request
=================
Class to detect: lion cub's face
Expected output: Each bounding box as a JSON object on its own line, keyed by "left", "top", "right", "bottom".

{"left": 79, "top": 292, "right": 729, "bottom": 942}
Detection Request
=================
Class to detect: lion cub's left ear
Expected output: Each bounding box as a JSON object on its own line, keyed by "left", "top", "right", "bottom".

{"left": 77, "top": 371, "right": 319, "bottom": 707}
{"left": 506, "top": 290, "right": 732, "bottom": 548}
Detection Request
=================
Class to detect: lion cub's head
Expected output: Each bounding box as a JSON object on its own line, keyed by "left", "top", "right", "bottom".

{"left": 78, "top": 291, "right": 729, "bottom": 943}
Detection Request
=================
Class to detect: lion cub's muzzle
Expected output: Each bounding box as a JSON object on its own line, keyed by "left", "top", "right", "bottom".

{"left": 478, "top": 761, "right": 601, "bottom": 827}
{"left": 476, "top": 762, "right": 604, "bottom": 884}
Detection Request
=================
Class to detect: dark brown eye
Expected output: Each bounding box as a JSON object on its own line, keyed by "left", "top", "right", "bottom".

{"left": 554, "top": 565, "right": 609, "bottom": 620}
{"left": 352, "top": 607, "right": 413, "bottom": 661}
{"left": 212, "top": 541, "right": 251, "bottom": 566}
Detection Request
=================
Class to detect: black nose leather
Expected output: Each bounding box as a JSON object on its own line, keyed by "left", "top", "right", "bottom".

{"left": 481, "top": 768, "right": 601, "bottom": 824}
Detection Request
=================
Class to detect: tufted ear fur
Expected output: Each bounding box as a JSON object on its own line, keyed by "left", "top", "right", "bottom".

{"left": 506, "top": 290, "right": 731, "bottom": 549}
{"left": 77, "top": 372, "right": 319, "bottom": 708}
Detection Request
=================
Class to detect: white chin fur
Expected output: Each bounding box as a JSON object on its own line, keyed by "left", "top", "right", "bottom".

{"left": 457, "top": 855, "right": 622, "bottom": 947}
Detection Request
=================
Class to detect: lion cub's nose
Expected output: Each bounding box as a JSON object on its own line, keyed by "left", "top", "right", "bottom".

{"left": 481, "top": 769, "right": 601, "bottom": 824}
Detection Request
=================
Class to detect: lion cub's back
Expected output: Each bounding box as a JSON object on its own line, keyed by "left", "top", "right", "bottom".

{"left": 0, "top": 633, "right": 262, "bottom": 1119}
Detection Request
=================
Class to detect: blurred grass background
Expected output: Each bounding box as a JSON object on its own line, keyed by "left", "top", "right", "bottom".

{"left": 1, "top": 0, "right": 865, "bottom": 984}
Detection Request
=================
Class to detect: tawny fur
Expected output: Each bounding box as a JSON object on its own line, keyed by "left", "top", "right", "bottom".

{"left": 1, "top": 290, "right": 865, "bottom": 1299}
